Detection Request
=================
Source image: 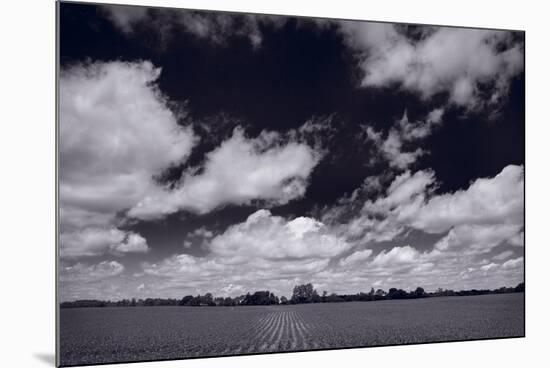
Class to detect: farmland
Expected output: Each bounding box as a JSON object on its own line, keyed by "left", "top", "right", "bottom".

{"left": 59, "top": 293, "right": 524, "bottom": 366}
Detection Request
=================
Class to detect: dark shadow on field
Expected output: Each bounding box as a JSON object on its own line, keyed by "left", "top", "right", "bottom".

{"left": 33, "top": 353, "right": 55, "bottom": 366}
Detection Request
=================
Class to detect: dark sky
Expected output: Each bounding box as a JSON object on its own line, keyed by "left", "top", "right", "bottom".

{"left": 58, "top": 1, "right": 525, "bottom": 301}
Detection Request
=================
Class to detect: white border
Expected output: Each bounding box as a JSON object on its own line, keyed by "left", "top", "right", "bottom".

{"left": 1, "top": 0, "right": 548, "bottom": 367}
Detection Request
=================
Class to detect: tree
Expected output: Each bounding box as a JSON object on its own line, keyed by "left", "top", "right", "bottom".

{"left": 223, "top": 297, "right": 235, "bottom": 306}
{"left": 414, "top": 287, "right": 426, "bottom": 298}
{"left": 202, "top": 293, "right": 215, "bottom": 306}
{"left": 280, "top": 296, "right": 288, "bottom": 305}
{"left": 291, "top": 283, "right": 318, "bottom": 304}
{"left": 327, "top": 293, "right": 344, "bottom": 303}
{"left": 375, "top": 289, "right": 386, "bottom": 297}
{"left": 179, "top": 295, "right": 194, "bottom": 306}
{"left": 514, "top": 282, "right": 525, "bottom": 292}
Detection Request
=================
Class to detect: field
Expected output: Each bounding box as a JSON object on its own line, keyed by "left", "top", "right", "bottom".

{"left": 59, "top": 293, "right": 524, "bottom": 366}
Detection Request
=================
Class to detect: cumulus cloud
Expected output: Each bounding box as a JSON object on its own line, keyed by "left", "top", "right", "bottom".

{"left": 60, "top": 60, "right": 321, "bottom": 261}
{"left": 339, "top": 249, "right": 373, "bottom": 267}
{"left": 209, "top": 209, "right": 352, "bottom": 260}
{"left": 370, "top": 246, "right": 421, "bottom": 267}
{"left": 128, "top": 128, "right": 321, "bottom": 219}
{"left": 364, "top": 109, "right": 444, "bottom": 169}
{"left": 60, "top": 260, "right": 125, "bottom": 283}
{"left": 60, "top": 61, "right": 196, "bottom": 222}
{"left": 60, "top": 228, "right": 149, "bottom": 258}
{"left": 331, "top": 164, "right": 523, "bottom": 258}
{"left": 411, "top": 165, "right": 524, "bottom": 233}
{"left": 339, "top": 22, "right": 523, "bottom": 108}
{"left": 59, "top": 60, "right": 196, "bottom": 258}
{"left": 137, "top": 209, "right": 353, "bottom": 297}
{"left": 434, "top": 224, "right": 522, "bottom": 254}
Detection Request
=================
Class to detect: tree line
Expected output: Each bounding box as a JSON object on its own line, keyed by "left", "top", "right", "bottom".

{"left": 60, "top": 282, "right": 524, "bottom": 308}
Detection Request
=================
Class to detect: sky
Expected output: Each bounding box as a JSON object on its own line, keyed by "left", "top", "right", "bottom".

{"left": 58, "top": 1, "right": 525, "bottom": 302}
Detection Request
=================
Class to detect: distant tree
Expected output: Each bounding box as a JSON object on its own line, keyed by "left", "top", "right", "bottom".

{"left": 327, "top": 293, "right": 344, "bottom": 303}
{"left": 322, "top": 291, "right": 328, "bottom": 303}
{"left": 179, "top": 295, "right": 194, "bottom": 306}
{"left": 280, "top": 296, "right": 288, "bottom": 305}
{"left": 514, "top": 282, "right": 525, "bottom": 292}
{"left": 202, "top": 293, "right": 215, "bottom": 306}
{"left": 291, "top": 283, "right": 318, "bottom": 304}
{"left": 223, "top": 297, "right": 235, "bottom": 306}
{"left": 414, "top": 287, "right": 426, "bottom": 298}
{"left": 387, "top": 288, "right": 408, "bottom": 299}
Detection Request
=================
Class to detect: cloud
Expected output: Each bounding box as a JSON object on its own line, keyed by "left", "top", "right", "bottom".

{"left": 342, "top": 170, "right": 435, "bottom": 242}
{"left": 364, "top": 109, "right": 444, "bottom": 169}
{"left": 508, "top": 231, "right": 524, "bottom": 247}
{"left": 370, "top": 246, "right": 422, "bottom": 267}
{"left": 209, "top": 209, "right": 352, "bottom": 260}
{"left": 493, "top": 250, "right": 514, "bottom": 261}
{"left": 60, "top": 260, "right": 125, "bottom": 283}
{"left": 411, "top": 165, "right": 524, "bottom": 233}
{"left": 339, "top": 22, "right": 523, "bottom": 108}
{"left": 339, "top": 249, "right": 373, "bottom": 266}
{"left": 502, "top": 257, "right": 523, "bottom": 269}
{"left": 60, "top": 228, "right": 149, "bottom": 258}
{"left": 330, "top": 164, "right": 523, "bottom": 257}
{"left": 191, "top": 227, "right": 214, "bottom": 238}
{"left": 128, "top": 128, "right": 321, "bottom": 219}
{"left": 59, "top": 60, "right": 196, "bottom": 258}
{"left": 60, "top": 61, "right": 196, "bottom": 224}
{"left": 480, "top": 262, "right": 499, "bottom": 272}
{"left": 142, "top": 252, "right": 330, "bottom": 298}
{"left": 138, "top": 209, "right": 352, "bottom": 297}
{"left": 434, "top": 223, "right": 522, "bottom": 253}
{"left": 104, "top": 5, "right": 286, "bottom": 48}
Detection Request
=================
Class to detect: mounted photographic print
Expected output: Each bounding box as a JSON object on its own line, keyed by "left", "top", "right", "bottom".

{"left": 56, "top": 1, "right": 525, "bottom": 366}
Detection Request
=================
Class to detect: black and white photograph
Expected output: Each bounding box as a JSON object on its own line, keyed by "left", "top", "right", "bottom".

{"left": 57, "top": 1, "right": 525, "bottom": 366}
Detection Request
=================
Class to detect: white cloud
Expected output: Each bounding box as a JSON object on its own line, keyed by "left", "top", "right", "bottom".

{"left": 411, "top": 165, "right": 524, "bottom": 233}
{"left": 434, "top": 224, "right": 522, "bottom": 253}
{"left": 480, "top": 262, "right": 499, "bottom": 272}
{"left": 60, "top": 61, "right": 196, "bottom": 224}
{"left": 60, "top": 228, "right": 149, "bottom": 258}
{"left": 209, "top": 209, "right": 352, "bottom": 260}
{"left": 339, "top": 249, "right": 373, "bottom": 267}
{"left": 502, "top": 257, "right": 524, "bottom": 269}
{"left": 339, "top": 22, "right": 523, "bottom": 108}
{"left": 493, "top": 250, "right": 514, "bottom": 261}
{"left": 191, "top": 227, "right": 214, "bottom": 238}
{"left": 104, "top": 5, "right": 285, "bottom": 48}
{"left": 334, "top": 165, "right": 523, "bottom": 258}
{"left": 364, "top": 109, "right": 444, "bottom": 169}
{"left": 60, "top": 260, "right": 125, "bottom": 283}
{"left": 59, "top": 60, "right": 196, "bottom": 258}
{"left": 111, "top": 233, "right": 149, "bottom": 254}
{"left": 370, "top": 246, "right": 421, "bottom": 267}
{"left": 135, "top": 209, "right": 354, "bottom": 297}
{"left": 104, "top": 5, "right": 148, "bottom": 33}
{"left": 128, "top": 128, "right": 321, "bottom": 219}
